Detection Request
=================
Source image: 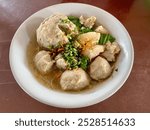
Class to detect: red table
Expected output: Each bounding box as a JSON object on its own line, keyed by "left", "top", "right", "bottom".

{"left": 0, "top": 0, "right": 150, "bottom": 112}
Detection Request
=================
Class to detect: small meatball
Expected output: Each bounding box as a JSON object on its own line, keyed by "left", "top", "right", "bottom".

{"left": 95, "top": 25, "right": 108, "bottom": 34}
{"left": 102, "top": 42, "right": 120, "bottom": 62}
{"left": 34, "top": 50, "right": 55, "bottom": 74}
{"left": 60, "top": 68, "right": 90, "bottom": 90}
{"left": 78, "top": 32, "right": 100, "bottom": 49}
{"left": 82, "top": 45, "right": 105, "bottom": 60}
{"left": 36, "top": 14, "right": 69, "bottom": 48}
{"left": 90, "top": 56, "right": 112, "bottom": 80}
{"left": 79, "top": 16, "right": 96, "bottom": 28}
{"left": 55, "top": 54, "right": 67, "bottom": 69}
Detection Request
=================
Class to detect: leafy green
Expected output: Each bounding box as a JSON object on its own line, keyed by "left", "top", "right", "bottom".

{"left": 109, "top": 34, "right": 116, "bottom": 42}
{"left": 99, "top": 34, "right": 115, "bottom": 45}
{"left": 68, "top": 16, "right": 82, "bottom": 28}
{"left": 78, "top": 56, "right": 89, "bottom": 70}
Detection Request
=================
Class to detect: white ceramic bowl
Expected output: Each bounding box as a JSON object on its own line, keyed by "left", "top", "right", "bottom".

{"left": 9, "top": 3, "right": 134, "bottom": 108}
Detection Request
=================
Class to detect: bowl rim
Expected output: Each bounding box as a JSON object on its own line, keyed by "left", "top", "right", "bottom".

{"left": 9, "top": 3, "right": 134, "bottom": 108}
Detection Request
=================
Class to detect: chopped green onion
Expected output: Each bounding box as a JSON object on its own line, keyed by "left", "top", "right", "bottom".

{"left": 63, "top": 42, "right": 79, "bottom": 69}
{"left": 63, "top": 41, "right": 89, "bottom": 70}
{"left": 80, "top": 26, "right": 93, "bottom": 34}
{"left": 79, "top": 56, "right": 89, "bottom": 70}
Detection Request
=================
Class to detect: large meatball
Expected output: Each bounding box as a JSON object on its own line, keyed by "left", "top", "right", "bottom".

{"left": 34, "top": 50, "right": 55, "bottom": 74}
{"left": 60, "top": 68, "right": 90, "bottom": 90}
{"left": 36, "top": 14, "right": 69, "bottom": 48}
{"left": 90, "top": 56, "right": 112, "bottom": 80}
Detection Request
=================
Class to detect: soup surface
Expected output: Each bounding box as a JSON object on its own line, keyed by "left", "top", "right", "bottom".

{"left": 27, "top": 35, "right": 99, "bottom": 92}
{"left": 27, "top": 14, "right": 120, "bottom": 92}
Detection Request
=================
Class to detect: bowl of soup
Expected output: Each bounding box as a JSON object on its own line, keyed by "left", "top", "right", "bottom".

{"left": 9, "top": 3, "right": 134, "bottom": 108}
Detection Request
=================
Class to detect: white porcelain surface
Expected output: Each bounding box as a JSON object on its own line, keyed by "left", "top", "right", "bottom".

{"left": 9, "top": 3, "right": 134, "bottom": 108}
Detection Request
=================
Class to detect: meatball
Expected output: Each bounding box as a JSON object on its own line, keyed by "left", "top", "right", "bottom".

{"left": 82, "top": 45, "right": 105, "bottom": 60}
{"left": 34, "top": 50, "right": 55, "bottom": 74}
{"left": 90, "top": 56, "right": 112, "bottom": 80}
{"left": 60, "top": 68, "right": 90, "bottom": 90}
{"left": 79, "top": 16, "right": 96, "bottom": 28}
{"left": 55, "top": 54, "right": 67, "bottom": 69}
{"left": 102, "top": 42, "right": 120, "bottom": 62}
{"left": 36, "top": 14, "right": 69, "bottom": 48}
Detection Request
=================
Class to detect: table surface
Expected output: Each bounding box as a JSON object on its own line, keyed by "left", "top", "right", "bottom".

{"left": 0, "top": 0, "right": 150, "bottom": 112}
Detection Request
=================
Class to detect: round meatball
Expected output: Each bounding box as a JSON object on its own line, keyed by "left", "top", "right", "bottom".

{"left": 60, "top": 68, "right": 90, "bottom": 90}
{"left": 90, "top": 56, "right": 112, "bottom": 80}
{"left": 55, "top": 54, "right": 67, "bottom": 69}
{"left": 34, "top": 50, "right": 55, "bottom": 74}
{"left": 36, "top": 14, "right": 69, "bottom": 48}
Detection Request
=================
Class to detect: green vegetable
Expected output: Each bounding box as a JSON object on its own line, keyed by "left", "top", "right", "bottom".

{"left": 63, "top": 42, "right": 89, "bottom": 70}
{"left": 68, "top": 16, "right": 94, "bottom": 35}
{"left": 68, "top": 16, "right": 82, "bottom": 28}
{"left": 80, "top": 26, "right": 93, "bottom": 34}
{"left": 79, "top": 56, "right": 89, "bottom": 70}
{"left": 67, "top": 34, "right": 72, "bottom": 41}
{"left": 63, "top": 42, "right": 79, "bottom": 69}
{"left": 109, "top": 34, "right": 116, "bottom": 42}
{"left": 74, "top": 41, "right": 81, "bottom": 48}
{"left": 99, "top": 34, "right": 115, "bottom": 44}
